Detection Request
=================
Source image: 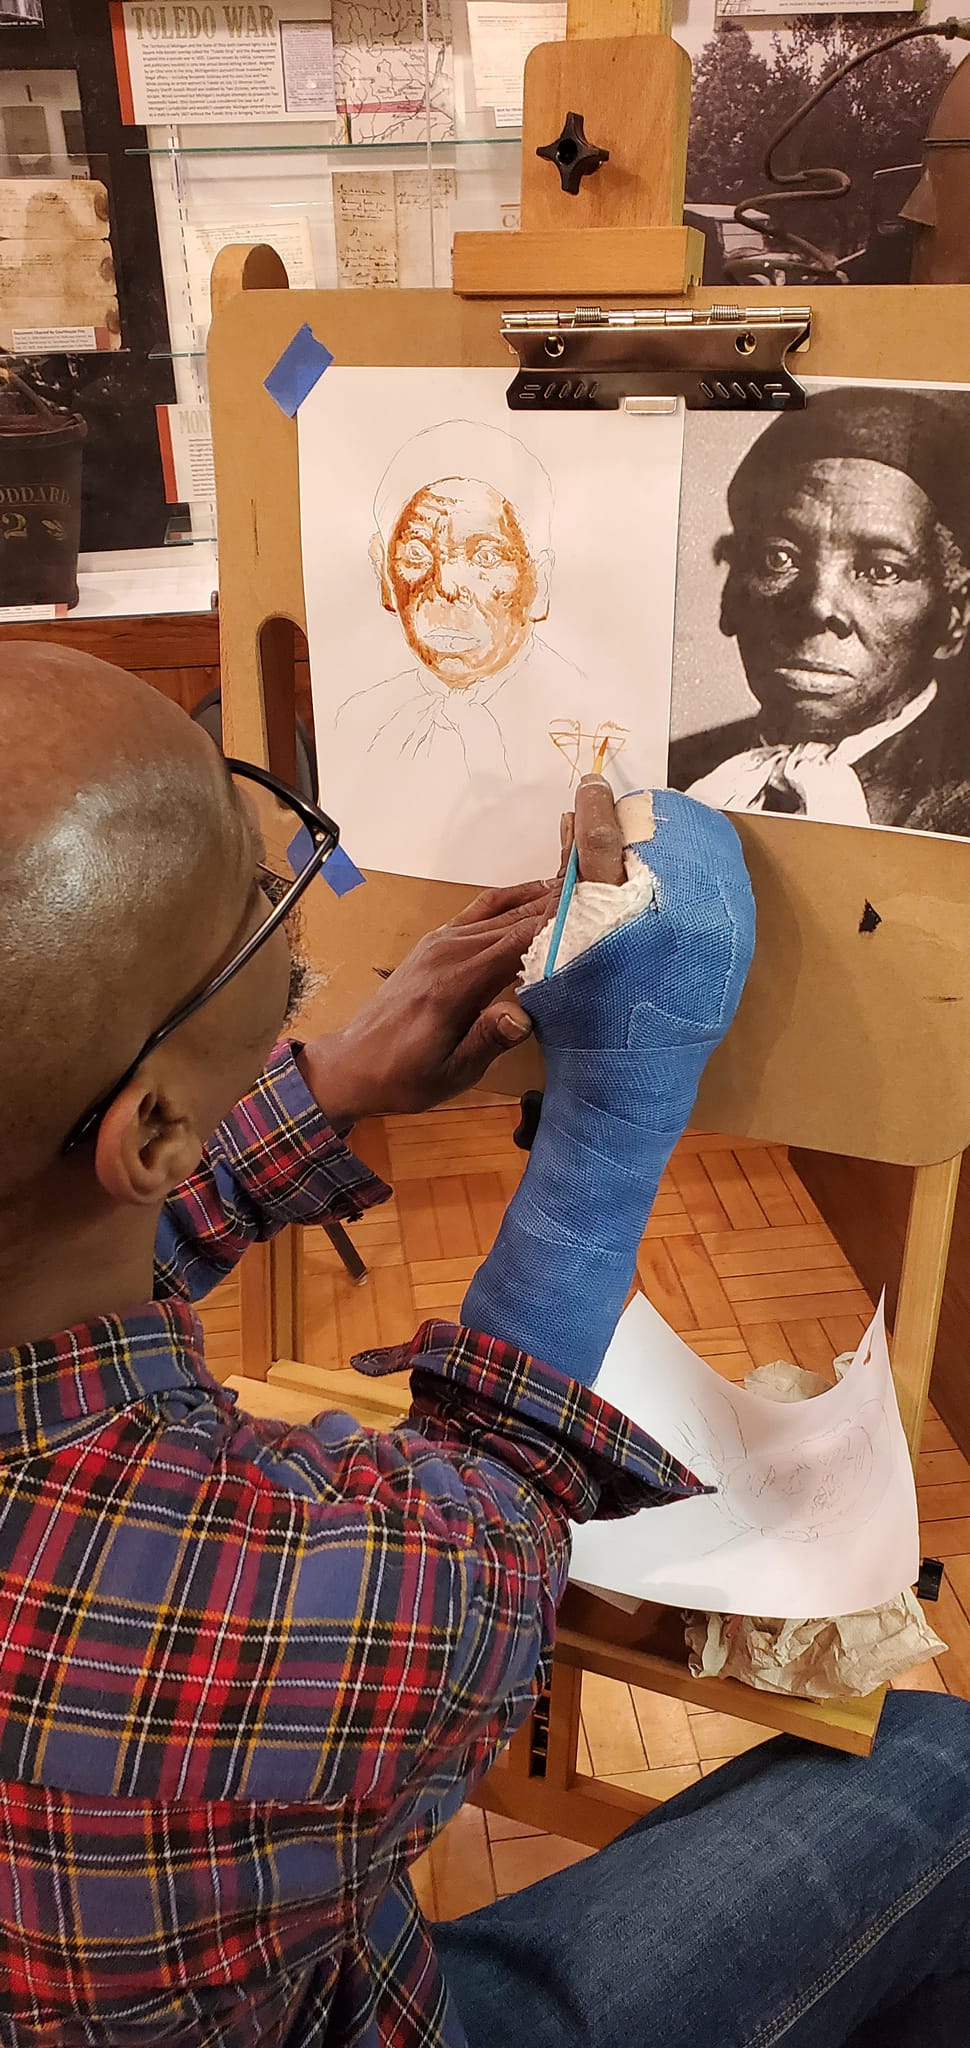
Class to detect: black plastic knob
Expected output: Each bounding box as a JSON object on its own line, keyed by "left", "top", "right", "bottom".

{"left": 536, "top": 111, "right": 610, "bottom": 197}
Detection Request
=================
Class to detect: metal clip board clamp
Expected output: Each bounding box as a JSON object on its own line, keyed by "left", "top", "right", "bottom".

{"left": 501, "top": 304, "right": 812, "bottom": 414}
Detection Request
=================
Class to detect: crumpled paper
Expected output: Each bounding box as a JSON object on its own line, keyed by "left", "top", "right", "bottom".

{"left": 685, "top": 1356, "right": 946, "bottom": 1699}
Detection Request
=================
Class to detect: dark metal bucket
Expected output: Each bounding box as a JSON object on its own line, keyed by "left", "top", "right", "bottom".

{"left": 0, "top": 370, "right": 86, "bottom": 609}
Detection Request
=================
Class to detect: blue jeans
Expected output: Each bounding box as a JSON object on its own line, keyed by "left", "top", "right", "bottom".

{"left": 435, "top": 1691, "right": 970, "bottom": 2046}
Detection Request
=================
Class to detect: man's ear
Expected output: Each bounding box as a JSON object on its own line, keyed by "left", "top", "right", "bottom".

{"left": 368, "top": 531, "right": 396, "bottom": 614}
{"left": 94, "top": 1074, "right": 204, "bottom": 1208}
{"left": 935, "top": 582, "right": 970, "bottom": 666}
{"left": 529, "top": 548, "right": 553, "bottom": 623}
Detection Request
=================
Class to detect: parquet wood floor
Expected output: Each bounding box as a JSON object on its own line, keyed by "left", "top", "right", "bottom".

{"left": 198, "top": 1108, "right": 967, "bottom": 1916}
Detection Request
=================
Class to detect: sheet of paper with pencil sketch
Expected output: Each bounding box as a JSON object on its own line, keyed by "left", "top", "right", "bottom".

{"left": 570, "top": 1292, "right": 918, "bottom": 1620}
{"left": 0, "top": 179, "right": 119, "bottom": 350}
{"left": 297, "top": 366, "right": 684, "bottom": 885}
{"left": 332, "top": 170, "right": 455, "bottom": 287}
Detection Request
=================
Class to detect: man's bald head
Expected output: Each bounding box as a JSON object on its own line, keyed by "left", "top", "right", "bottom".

{"left": 0, "top": 644, "right": 256, "bottom": 1201}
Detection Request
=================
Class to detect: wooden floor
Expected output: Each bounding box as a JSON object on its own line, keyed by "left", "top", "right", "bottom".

{"left": 199, "top": 1106, "right": 970, "bottom": 1918}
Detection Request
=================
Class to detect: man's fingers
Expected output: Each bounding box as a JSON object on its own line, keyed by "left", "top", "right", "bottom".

{"left": 574, "top": 774, "right": 625, "bottom": 885}
{"left": 439, "top": 1001, "right": 534, "bottom": 1097}
{"left": 451, "top": 880, "right": 549, "bottom": 928}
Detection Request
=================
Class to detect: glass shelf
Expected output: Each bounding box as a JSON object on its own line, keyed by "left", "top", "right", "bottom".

{"left": 126, "top": 136, "right": 521, "bottom": 158}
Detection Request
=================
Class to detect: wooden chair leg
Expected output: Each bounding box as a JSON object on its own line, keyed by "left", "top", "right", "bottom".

{"left": 270, "top": 1226, "right": 305, "bottom": 1367}
{"left": 893, "top": 1154, "right": 961, "bottom": 1453}
{"left": 239, "top": 1241, "right": 273, "bottom": 1380}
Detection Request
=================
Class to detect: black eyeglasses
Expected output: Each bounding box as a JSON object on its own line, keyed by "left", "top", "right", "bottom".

{"left": 62, "top": 758, "right": 340, "bottom": 1154}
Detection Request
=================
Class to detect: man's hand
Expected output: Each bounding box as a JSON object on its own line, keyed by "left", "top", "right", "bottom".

{"left": 297, "top": 879, "right": 559, "bottom": 1125}
{"left": 297, "top": 781, "right": 627, "bottom": 1127}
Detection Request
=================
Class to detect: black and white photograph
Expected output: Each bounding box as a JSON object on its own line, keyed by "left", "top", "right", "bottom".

{"left": 0, "top": 1, "right": 44, "bottom": 24}
{"left": 681, "top": 15, "right": 963, "bottom": 286}
{"left": 668, "top": 383, "right": 970, "bottom": 839}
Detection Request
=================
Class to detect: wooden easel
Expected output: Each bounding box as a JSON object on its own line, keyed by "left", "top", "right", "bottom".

{"left": 209, "top": 1, "right": 970, "bottom": 1845}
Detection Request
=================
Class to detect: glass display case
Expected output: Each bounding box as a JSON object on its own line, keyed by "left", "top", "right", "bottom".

{"left": 0, "top": 0, "right": 958, "bottom": 624}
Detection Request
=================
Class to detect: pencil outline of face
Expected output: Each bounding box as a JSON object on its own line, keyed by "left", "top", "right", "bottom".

{"left": 370, "top": 425, "right": 555, "bottom": 689}
{"left": 718, "top": 454, "right": 970, "bottom": 743}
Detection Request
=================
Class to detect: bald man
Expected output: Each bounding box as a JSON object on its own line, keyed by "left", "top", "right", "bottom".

{"left": 1, "top": 643, "right": 969, "bottom": 2048}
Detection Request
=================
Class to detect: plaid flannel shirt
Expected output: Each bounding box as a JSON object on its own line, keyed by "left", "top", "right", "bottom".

{"left": 0, "top": 1044, "right": 704, "bottom": 2047}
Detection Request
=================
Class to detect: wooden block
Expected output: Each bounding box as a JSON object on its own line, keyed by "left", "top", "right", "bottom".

{"left": 520, "top": 36, "right": 691, "bottom": 233}
{"left": 225, "top": 1375, "right": 324, "bottom": 1426}
{"left": 452, "top": 225, "right": 703, "bottom": 299}
{"left": 892, "top": 1660, "right": 948, "bottom": 1693}
{"left": 567, "top": 0, "right": 672, "bottom": 36}
{"left": 268, "top": 1358, "right": 410, "bottom": 1424}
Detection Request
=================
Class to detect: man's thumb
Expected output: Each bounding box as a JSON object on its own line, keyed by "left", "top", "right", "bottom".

{"left": 444, "top": 1002, "right": 533, "bottom": 1091}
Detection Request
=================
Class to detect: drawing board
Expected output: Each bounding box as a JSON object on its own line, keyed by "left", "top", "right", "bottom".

{"left": 210, "top": 280, "right": 970, "bottom": 1167}
{"left": 298, "top": 367, "right": 683, "bottom": 882}
{"left": 571, "top": 1293, "right": 918, "bottom": 1617}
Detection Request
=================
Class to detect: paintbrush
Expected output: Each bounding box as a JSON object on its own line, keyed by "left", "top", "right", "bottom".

{"left": 543, "top": 737, "right": 610, "bottom": 980}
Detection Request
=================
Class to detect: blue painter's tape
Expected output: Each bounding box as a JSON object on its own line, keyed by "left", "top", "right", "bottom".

{"left": 323, "top": 843, "right": 366, "bottom": 897}
{"left": 287, "top": 826, "right": 366, "bottom": 897}
{"left": 287, "top": 824, "right": 315, "bottom": 871}
{"left": 264, "top": 323, "right": 333, "bottom": 417}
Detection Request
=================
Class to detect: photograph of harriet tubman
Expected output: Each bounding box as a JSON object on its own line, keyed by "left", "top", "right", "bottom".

{"left": 668, "top": 387, "right": 970, "bottom": 836}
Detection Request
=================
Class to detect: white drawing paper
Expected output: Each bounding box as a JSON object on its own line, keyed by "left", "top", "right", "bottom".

{"left": 297, "top": 367, "right": 685, "bottom": 885}
{"left": 570, "top": 1292, "right": 919, "bottom": 1619}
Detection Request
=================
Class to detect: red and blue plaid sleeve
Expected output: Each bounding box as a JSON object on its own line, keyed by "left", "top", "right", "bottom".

{"left": 154, "top": 1042, "right": 390, "bottom": 1303}
{"left": 225, "top": 1318, "right": 706, "bottom": 1818}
